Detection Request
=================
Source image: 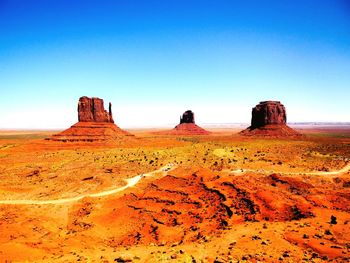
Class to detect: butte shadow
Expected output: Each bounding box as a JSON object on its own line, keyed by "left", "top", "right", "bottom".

{"left": 240, "top": 101, "right": 302, "bottom": 137}
{"left": 156, "top": 110, "right": 211, "bottom": 135}
{"left": 49, "top": 96, "right": 133, "bottom": 142}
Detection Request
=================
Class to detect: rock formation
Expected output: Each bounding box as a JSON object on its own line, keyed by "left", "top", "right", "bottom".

{"left": 78, "top": 96, "right": 114, "bottom": 123}
{"left": 49, "top": 96, "right": 132, "bottom": 142}
{"left": 251, "top": 101, "right": 286, "bottom": 128}
{"left": 240, "top": 101, "right": 301, "bottom": 137}
{"left": 180, "top": 110, "right": 195, "bottom": 124}
{"left": 158, "top": 110, "right": 210, "bottom": 135}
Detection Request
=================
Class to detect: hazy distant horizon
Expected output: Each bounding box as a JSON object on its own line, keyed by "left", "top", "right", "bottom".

{"left": 1, "top": 121, "right": 350, "bottom": 131}
{"left": 1, "top": 1, "right": 349, "bottom": 129}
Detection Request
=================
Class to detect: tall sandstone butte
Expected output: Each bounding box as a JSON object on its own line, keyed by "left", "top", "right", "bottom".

{"left": 158, "top": 110, "right": 210, "bottom": 135}
{"left": 78, "top": 96, "right": 114, "bottom": 123}
{"left": 180, "top": 110, "right": 195, "bottom": 124}
{"left": 50, "top": 96, "right": 131, "bottom": 142}
{"left": 240, "top": 101, "right": 301, "bottom": 137}
{"left": 251, "top": 101, "right": 286, "bottom": 128}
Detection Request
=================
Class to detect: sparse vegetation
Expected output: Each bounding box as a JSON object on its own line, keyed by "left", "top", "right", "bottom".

{"left": 0, "top": 129, "right": 349, "bottom": 261}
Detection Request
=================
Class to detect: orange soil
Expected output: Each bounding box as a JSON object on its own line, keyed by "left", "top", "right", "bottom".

{"left": 156, "top": 123, "right": 211, "bottom": 135}
{"left": 49, "top": 122, "right": 133, "bottom": 142}
{"left": 240, "top": 124, "right": 302, "bottom": 137}
{"left": 0, "top": 128, "right": 349, "bottom": 262}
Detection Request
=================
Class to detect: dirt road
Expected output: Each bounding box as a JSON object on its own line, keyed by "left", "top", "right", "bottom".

{"left": 0, "top": 164, "right": 175, "bottom": 205}
{"left": 231, "top": 162, "right": 350, "bottom": 176}
{"left": 1, "top": 161, "right": 348, "bottom": 206}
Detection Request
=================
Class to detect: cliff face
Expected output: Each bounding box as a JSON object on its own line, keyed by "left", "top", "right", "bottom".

{"left": 241, "top": 101, "right": 301, "bottom": 137}
{"left": 78, "top": 96, "right": 114, "bottom": 123}
{"left": 251, "top": 101, "right": 286, "bottom": 128}
{"left": 180, "top": 110, "right": 195, "bottom": 124}
{"left": 49, "top": 96, "right": 132, "bottom": 142}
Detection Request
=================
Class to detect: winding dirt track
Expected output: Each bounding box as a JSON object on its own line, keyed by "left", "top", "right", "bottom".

{"left": 0, "top": 162, "right": 349, "bottom": 206}
{"left": 231, "top": 162, "right": 350, "bottom": 176}
{"left": 0, "top": 164, "right": 175, "bottom": 205}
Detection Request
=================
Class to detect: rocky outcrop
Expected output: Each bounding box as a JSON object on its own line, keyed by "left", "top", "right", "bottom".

{"left": 78, "top": 96, "right": 114, "bottom": 123}
{"left": 240, "top": 101, "right": 301, "bottom": 137}
{"left": 157, "top": 110, "right": 210, "bottom": 135}
{"left": 49, "top": 96, "right": 132, "bottom": 142}
{"left": 92, "top": 166, "right": 327, "bottom": 247}
{"left": 251, "top": 101, "right": 286, "bottom": 128}
{"left": 180, "top": 110, "right": 195, "bottom": 124}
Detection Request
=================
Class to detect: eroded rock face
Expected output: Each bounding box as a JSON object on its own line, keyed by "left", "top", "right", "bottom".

{"left": 48, "top": 96, "right": 133, "bottom": 142}
{"left": 240, "top": 100, "right": 301, "bottom": 137}
{"left": 251, "top": 101, "right": 286, "bottom": 129}
{"left": 180, "top": 110, "right": 195, "bottom": 124}
{"left": 78, "top": 96, "right": 114, "bottom": 123}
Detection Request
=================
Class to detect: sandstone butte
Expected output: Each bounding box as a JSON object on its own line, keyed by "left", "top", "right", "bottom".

{"left": 50, "top": 96, "right": 132, "bottom": 142}
{"left": 158, "top": 110, "right": 211, "bottom": 135}
{"left": 240, "top": 101, "right": 301, "bottom": 137}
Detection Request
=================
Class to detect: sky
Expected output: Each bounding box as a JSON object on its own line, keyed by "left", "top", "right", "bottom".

{"left": 0, "top": 0, "right": 349, "bottom": 129}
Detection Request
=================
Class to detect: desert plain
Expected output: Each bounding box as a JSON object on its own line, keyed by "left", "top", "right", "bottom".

{"left": 0, "top": 127, "right": 350, "bottom": 263}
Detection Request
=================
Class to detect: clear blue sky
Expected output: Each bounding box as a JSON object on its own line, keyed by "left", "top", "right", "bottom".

{"left": 0, "top": 0, "right": 349, "bottom": 128}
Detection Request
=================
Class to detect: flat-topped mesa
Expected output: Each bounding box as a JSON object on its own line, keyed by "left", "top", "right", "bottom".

{"left": 78, "top": 96, "right": 114, "bottom": 123}
{"left": 240, "top": 100, "right": 301, "bottom": 137}
{"left": 251, "top": 101, "right": 286, "bottom": 128}
{"left": 180, "top": 110, "right": 195, "bottom": 124}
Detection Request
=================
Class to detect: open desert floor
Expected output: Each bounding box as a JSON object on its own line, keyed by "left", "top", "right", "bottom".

{"left": 0, "top": 127, "right": 350, "bottom": 262}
